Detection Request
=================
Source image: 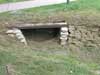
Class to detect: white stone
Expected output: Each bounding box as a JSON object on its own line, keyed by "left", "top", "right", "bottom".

{"left": 17, "top": 35, "right": 24, "bottom": 40}
{"left": 60, "top": 27, "right": 69, "bottom": 45}
{"left": 60, "top": 32, "right": 69, "bottom": 35}
{"left": 6, "top": 30, "right": 14, "bottom": 34}
{"left": 6, "top": 28, "right": 27, "bottom": 46}
{"left": 8, "top": 34, "right": 15, "bottom": 37}
{"left": 14, "top": 29, "right": 27, "bottom": 45}
{"left": 20, "top": 39, "right": 27, "bottom": 45}
{"left": 13, "top": 28, "right": 22, "bottom": 34}
{"left": 20, "top": 39, "right": 26, "bottom": 43}
{"left": 61, "top": 27, "right": 68, "bottom": 31}
{"left": 16, "top": 33, "right": 24, "bottom": 39}
{"left": 60, "top": 37, "right": 68, "bottom": 40}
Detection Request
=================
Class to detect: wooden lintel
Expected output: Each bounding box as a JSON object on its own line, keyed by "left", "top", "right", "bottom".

{"left": 7, "top": 22, "right": 67, "bottom": 29}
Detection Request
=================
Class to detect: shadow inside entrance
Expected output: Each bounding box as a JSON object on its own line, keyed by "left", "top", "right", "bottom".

{"left": 21, "top": 28, "right": 60, "bottom": 43}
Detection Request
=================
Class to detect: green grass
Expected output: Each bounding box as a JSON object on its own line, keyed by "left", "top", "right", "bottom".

{"left": 0, "top": 0, "right": 27, "bottom": 4}
{"left": 0, "top": 34, "right": 99, "bottom": 75}
{"left": 1, "top": 0, "right": 100, "bottom": 24}
{"left": 19, "top": 0, "right": 100, "bottom": 13}
{"left": 0, "top": 44, "right": 94, "bottom": 75}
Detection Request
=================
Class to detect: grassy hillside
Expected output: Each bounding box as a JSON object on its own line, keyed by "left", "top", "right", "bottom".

{"left": 0, "top": 35, "right": 96, "bottom": 75}
{"left": 0, "top": 0, "right": 100, "bottom": 75}
{"left": 1, "top": 0, "right": 100, "bottom": 24}
{"left": 20, "top": 0, "right": 100, "bottom": 13}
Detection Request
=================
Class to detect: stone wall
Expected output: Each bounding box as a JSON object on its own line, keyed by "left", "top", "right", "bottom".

{"left": 68, "top": 25, "right": 100, "bottom": 49}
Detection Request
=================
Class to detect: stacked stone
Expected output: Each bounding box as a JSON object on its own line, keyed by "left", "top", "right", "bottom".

{"left": 60, "top": 27, "right": 69, "bottom": 46}
{"left": 6, "top": 28, "right": 27, "bottom": 45}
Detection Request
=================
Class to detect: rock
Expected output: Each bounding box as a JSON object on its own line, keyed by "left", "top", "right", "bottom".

{"left": 6, "top": 30, "right": 14, "bottom": 34}
{"left": 68, "top": 25, "right": 100, "bottom": 49}
{"left": 60, "top": 27, "right": 69, "bottom": 45}
{"left": 8, "top": 34, "right": 15, "bottom": 37}
{"left": 6, "top": 28, "right": 27, "bottom": 45}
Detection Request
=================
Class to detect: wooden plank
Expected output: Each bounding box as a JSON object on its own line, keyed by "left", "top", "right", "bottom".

{"left": 7, "top": 22, "right": 67, "bottom": 29}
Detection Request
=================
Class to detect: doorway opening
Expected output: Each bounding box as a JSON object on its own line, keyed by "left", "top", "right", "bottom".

{"left": 21, "top": 28, "right": 60, "bottom": 44}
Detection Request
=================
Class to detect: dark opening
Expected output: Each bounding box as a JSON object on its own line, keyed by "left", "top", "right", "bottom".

{"left": 21, "top": 28, "right": 60, "bottom": 43}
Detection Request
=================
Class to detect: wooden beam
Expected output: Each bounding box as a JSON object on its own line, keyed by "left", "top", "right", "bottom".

{"left": 7, "top": 22, "right": 67, "bottom": 29}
